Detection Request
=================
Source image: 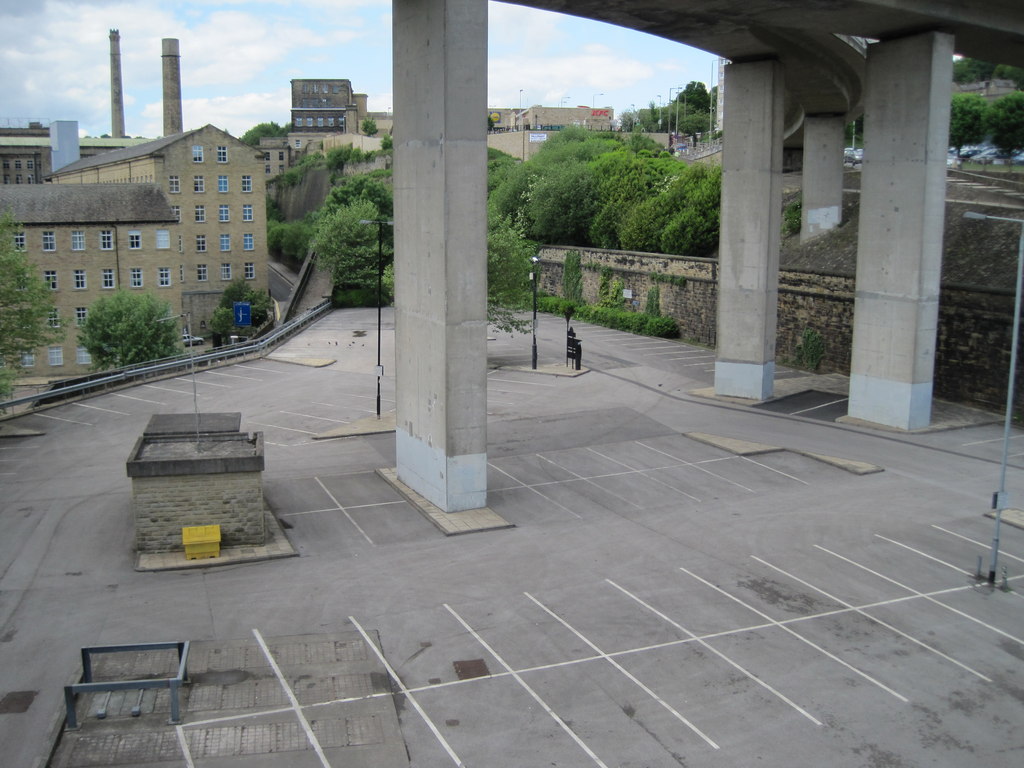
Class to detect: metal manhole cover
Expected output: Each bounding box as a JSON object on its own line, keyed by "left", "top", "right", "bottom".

{"left": 0, "top": 690, "right": 36, "bottom": 713}
{"left": 452, "top": 659, "right": 490, "bottom": 680}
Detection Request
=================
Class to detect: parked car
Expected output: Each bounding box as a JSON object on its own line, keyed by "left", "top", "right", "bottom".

{"left": 182, "top": 333, "right": 205, "bottom": 346}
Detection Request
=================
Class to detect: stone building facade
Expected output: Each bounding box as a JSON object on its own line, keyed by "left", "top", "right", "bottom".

{"left": 290, "top": 79, "right": 368, "bottom": 135}
{"left": 48, "top": 125, "right": 269, "bottom": 336}
{"left": 0, "top": 183, "right": 178, "bottom": 377}
{"left": 0, "top": 124, "right": 149, "bottom": 185}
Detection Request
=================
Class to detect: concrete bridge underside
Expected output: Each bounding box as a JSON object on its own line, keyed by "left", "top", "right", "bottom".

{"left": 392, "top": 0, "right": 1024, "bottom": 511}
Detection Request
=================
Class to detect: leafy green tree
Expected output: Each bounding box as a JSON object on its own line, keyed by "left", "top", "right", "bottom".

{"left": 78, "top": 291, "right": 179, "bottom": 369}
{"left": 562, "top": 251, "right": 583, "bottom": 303}
{"left": 267, "top": 219, "right": 314, "bottom": 263}
{"left": 486, "top": 213, "right": 536, "bottom": 333}
{"left": 0, "top": 213, "right": 63, "bottom": 395}
{"left": 526, "top": 160, "right": 597, "bottom": 245}
{"left": 986, "top": 92, "right": 1024, "bottom": 154}
{"left": 319, "top": 175, "right": 393, "bottom": 219}
{"left": 361, "top": 118, "right": 378, "bottom": 136}
{"left": 381, "top": 133, "right": 393, "bottom": 151}
{"left": 949, "top": 93, "right": 989, "bottom": 153}
{"left": 240, "top": 121, "right": 288, "bottom": 146}
{"left": 993, "top": 64, "right": 1024, "bottom": 90}
{"left": 209, "top": 280, "right": 273, "bottom": 338}
{"left": 312, "top": 198, "right": 392, "bottom": 292}
{"left": 677, "top": 81, "right": 711, "bottom": 115}
{"left": 953, "top": 58, "right": 997, "bottom": 84}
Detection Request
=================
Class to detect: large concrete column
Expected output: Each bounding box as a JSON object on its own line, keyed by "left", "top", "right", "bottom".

{"left": 715, "top": 59, "right": 784, "bottom": 401}
{"left": 801, "top": 115, "right": 845, "bottom": 242}
{"left": 161, "top": 38, "right": 183, "bottom": 137}
{"left": 849, "top": 32, "right": 954, "bottom": 430}
{"left": 392, "top": 0, "right": 488, "bottom": 512}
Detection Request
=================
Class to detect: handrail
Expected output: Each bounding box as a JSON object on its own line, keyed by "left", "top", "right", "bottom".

{"left": 1, "top": 299, "right": 332, "bottom": 414}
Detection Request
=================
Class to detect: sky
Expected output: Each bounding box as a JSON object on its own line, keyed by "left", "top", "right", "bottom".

{"left": 0, "top": 0, "right": 720, "bottom": 139}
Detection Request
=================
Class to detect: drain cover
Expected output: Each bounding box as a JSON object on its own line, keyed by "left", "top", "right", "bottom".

{"left": 0, "top": 690, "right": 37, "bottom": 714}
{"left": 452, "top": 659, "right": 490, "bottom": 680}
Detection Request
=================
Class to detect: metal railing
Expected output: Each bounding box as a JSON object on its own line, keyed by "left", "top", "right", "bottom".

{"left": 1, "top": 300, "right": 332, "bottom": 414}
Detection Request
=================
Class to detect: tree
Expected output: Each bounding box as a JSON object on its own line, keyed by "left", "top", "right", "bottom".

{"left": 239, "top": 121, "right": 288, "bottom": 146}
{"left": 677, "top": 81, "right": 711, "bottom": 115}
{"left": 953, "top": 58, "right": 996, "bottom": 84}
{"left": 0, "top": 213, "right": 63, "bottom": 396}
{"left": 949, "top": 93, "right": 988, "bottom": 153}
{"left": 993, "top": 64, "right": 1024, "bottom": 90}
{"left": 78, "top": 291, "right": 180, "bottom": 370}
{"left": 312, "top": 198, "right": 392, "bottom": 292}
{"left": 210, "top": 279, "right": 273, "bottom": 339}
{"left": 486, "top": 213, "right": 536, "bottom": 333}
{"left": 986, "top": 91, "right": 1024, "bottom": 154}
{"left": 361, "top": 118, "right": 378, "bottom": 136}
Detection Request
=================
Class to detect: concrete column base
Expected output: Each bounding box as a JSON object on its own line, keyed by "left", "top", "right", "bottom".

{"left": 714, "top": 361, "right": 776, "bottom": 401}
{"left": 396, "top": 429, "right": 487, "bottom": 512}
{"left": 848, "top": 374, "right": 932, "bottom": 430}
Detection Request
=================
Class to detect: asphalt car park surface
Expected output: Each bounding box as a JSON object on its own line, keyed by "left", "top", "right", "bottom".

{"left": 2, "top": 308, "right": 1023, "bottom": 767}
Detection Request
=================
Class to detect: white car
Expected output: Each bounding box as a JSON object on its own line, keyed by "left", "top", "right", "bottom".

{"left": 182, "top": 333, "right": 204, "bottom": 346}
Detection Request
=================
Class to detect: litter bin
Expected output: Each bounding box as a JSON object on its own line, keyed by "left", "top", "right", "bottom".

{"left": 182, "top": 525, "right": 221, "bottom": 560}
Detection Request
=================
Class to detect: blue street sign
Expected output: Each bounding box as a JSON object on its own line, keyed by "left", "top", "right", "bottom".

{"left": 233, "top": 301, "right": 252, "bottom": 327}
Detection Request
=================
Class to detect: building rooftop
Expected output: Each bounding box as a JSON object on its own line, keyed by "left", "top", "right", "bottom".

{"left": 0, "top": 183, "right": 177, "bottom": 224}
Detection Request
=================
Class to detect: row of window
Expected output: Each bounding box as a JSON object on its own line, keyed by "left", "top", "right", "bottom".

{"left": 21, "top": 347, "right": 92, "bottom": 368}
{"left": 295, "top": 116, "right": 345, "bottom": 128}
{"left": 41, "top": 261, "right": 257, "bottom": 291}
{"left": 191, "top": 145, "right": 230, "bottom": 164}
{"left": 168, "top": 174, "right": 253, "bottom": 194}
{"left": 194, "top": 233, "right": 256, "bottom": 252}
{"left": 2, "top": 159, "right": 35, "bottom": 170}
{"left": 187, "top": 203, "right": 254, "bottom": 223}
{"left": 15, "top": 229, "right": 171, "bottom": 252}
{"left": 3, "top": 175, "right": 37, "bottom": 184}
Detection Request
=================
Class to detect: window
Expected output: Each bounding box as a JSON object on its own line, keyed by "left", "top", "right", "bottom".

{"left": 220, "top": 262, "right": 232, "bottom": 280}
{"left": 21, "top": 352, "right": 35, "bottom": 367}
{"left": 44, "top": 270, "right": 57, "bottom": 290}
{"left": 327, "top": 118, "right": 334, "bottom": 127}
{"left": 100, "top": 230, "right": 113, "bottom": 250}
{"left": 158, "top": 267, "right": 171, "bottom": 287}
{"left": 76, "top": 347, "right": 92, "bottom": 365}
{"left": 73, "top": 269, "right": 86, "bottom": 289}
{"left": 218, "top": 175, "right": 229, "bottom": 193}
{"left": 27, "top": 159, "right": 34, "bottom": 170}
{"left": 194, "top": 205, "right": 206, "bottom": 223}
{"left": 220, "top": 234, "right": 231, "bottom": 252}
{"left": 278, "top": 151, "right": 284, "bottom": 161}
{"left": 243, "top": 233, "right": 254, "bottom": 251}
{"left": 48, "top": 309, "right": 60, "bottom": 328}
{"left": 42, "top": 231, "right": 55, "bottom": 251}
{"left": 179, "top": 264, "right": 184, "bottom": 283}
{"left": 170, "top": 205, "right": 180, "bottom": 222}
{"left": 242, "top": 204, "right": 253, "bottom": 222}
{"left": 306, "top": 117, "right": 314, "bottom": 127}
{"left": 193, "top": 175, "right": 205, "bottom": 193}
{"left": 156, "top": 229, "right": 170, "bottom": 249}
{"left": 197, "top": 263, "right": 208, "bottom": 281}
{"left": 13, "top": 232, "right": 25, "bottom": 250}
{"left": 216, "top": 145, "right": 228, "bottom": 163}
{"left": 244, "top": 262, "right": 255, "bottom": 279}
{"left": 71, "top": 230, "right": 85, "bottom": 251}
{"left": 265, "top": 164, "right": 271, "bottom": 175}
{"left": 102, "top": 268, "right": 115, "bottom": 289}
{"left": 128, "top": 230, "right": 141, "bottom": 249}
{"left": 241, "top": 175, "right": 252, "bottom": 193}
{"left": 317, "top": 117, "right": 324, "bottom": 127}
{"left": 168, "top": 175, "right": 180, "bottom": 193}
{"left": 130, "top": 267, "right": 143, "bottom": 287}
{"left": 48, "top": 346, "right": 63, "bottom": 366}
{"left": 75, "top": 307, "right": 87, "bottom": 325}
{"left": 192, "top": 145, "right": 204, "bottom": 162}
{"left": 263, "top": 152, "right": 271, "bottom": 161}
{"left": 219, "top": 204, "right": 230, "bottom": 222}
{"left": 294, "top": 139, "right": 302, "bottom": 149}
{"left": 196, "top": 235, "right": 207, "bottom": 253}
{"left": 14, "top": 160, "right": 21, "bottom": 169}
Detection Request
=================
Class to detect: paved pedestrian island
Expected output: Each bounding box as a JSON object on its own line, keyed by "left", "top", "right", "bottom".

{"left": 50, "top": 631, "right": 408, "bottom": 768}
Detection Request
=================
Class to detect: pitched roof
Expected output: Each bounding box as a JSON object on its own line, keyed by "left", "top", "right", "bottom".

{"left": 0, "top": 184, "right": 176, "bottom": 225}
{"left": 49, "top": 128, "right": 203, "bottom": 175}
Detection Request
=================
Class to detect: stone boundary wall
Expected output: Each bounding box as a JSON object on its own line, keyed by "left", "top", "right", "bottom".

{"left": 132, "top": 471, "right": 266, "bottom": 552}
{"left": 537, "top": 245, "right": 1018, "bottom": 411}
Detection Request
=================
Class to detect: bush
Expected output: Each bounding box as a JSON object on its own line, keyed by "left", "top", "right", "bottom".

{"left": 645, "top": 284, "right": 661, "bottom": 317}
{"left": 563, "top": 251, "right": 583, "bottom": 303}
{"left": 794, "top": 328, "right": 825, "bottom": 371}
{"left": 783, "top": 200, "right": 802, "bottom": 236}
{"left": 536, "top": 296, "right": 678, "bottom": 338}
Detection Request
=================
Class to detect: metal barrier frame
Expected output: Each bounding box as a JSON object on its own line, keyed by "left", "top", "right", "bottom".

{"left": 1, "top": 300, "right": 331, "bottom": 414}
{"left": 63, "top": 641, "right": 190, "bottom": 729}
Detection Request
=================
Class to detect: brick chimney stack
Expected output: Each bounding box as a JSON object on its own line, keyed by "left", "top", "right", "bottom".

{"left": 109, "top": 29, "right": 126, "bottom": 138}
{"left": 162, "top": 38, "right": 183, "bottom": 136}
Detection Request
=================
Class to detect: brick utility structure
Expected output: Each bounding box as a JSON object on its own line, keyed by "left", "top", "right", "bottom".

{"left": 126, "top": 414, "right": 266, "bottom": 553}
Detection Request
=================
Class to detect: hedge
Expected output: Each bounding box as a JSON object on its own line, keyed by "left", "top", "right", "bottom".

{"left": 536, "top": 296, "right": 678, "bottom": 338}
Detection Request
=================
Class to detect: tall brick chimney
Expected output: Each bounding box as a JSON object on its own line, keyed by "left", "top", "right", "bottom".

{"left": 109, "top": 30, "right": 126, "bottom": 138}
{"left": 161, "top": 38, "right": 183, "bottom": 136}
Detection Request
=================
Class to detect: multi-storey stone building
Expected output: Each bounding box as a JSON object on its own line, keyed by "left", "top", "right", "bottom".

{"left": 48, "top": 124, "right": 268, "bottom": 333}
{"left": 0, "top": 183, "right": 178, "bottom": 377}
{"left": 0, "top": 124, "right": 149, "bottom": 185}
{"left": 290, "top": 79, "right": 368, "bottom": 135}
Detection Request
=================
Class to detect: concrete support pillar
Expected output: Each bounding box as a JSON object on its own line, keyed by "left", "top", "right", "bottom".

{"left": 392, "top": 0, "right": 488, "bottom": 512}
{"left": 849, "top": 32, "right": 954, "bottom": 430}
{"left": 801, "top": 115, "right": 845, "bottom": 242}
{"left": 715, "top": 59, "right": 784, "bottom": 401}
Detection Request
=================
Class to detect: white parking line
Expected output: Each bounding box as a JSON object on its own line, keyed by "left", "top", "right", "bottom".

{"left": 33, "top": 412, "right": 93, "bottom": 426}
{"left": 350, "top": 616, "right": 465, "bottom": 767}
{"left": 143, "top": 384, "right": 199, "bottom": 396}
{"left": 525, "top": 591, "right": 722, "bottom": 747}
{"left": 252, "top": 628, "right": 331, "bottom": 768}
{"left": 281, "top": 410, "right": 350, "bottom": 423}
{"left": 234, "top": 364, "right": 287, "bottom": 373}
{"left": 537, "top": 454, "right": 643, "bottom": 509}
{"left": 445, "top": 603, "right": 611, "bottom": 768}
{"left": 740, "top": 455, "right": 810, "bottom": 485}
{"left": 586, "top": 446, "right": 702, "bottom": 502}
{"left": 487, "top": 377, "right": 558, "bottom": 387}
{"left": 637, "top": 441, "right": 757, "bottom": 493}
{"left": 178, "top": 377, "right": 229, "bottom": 388}
{"left": 751, "top": 556, "right": 991, "bottom": 681}
{"left": 931, "top": 525, "right": 1024, "bottom": 564}
{"left": 73, "top": 402, "right": 130, "bottom": 415}
{"left": 790, "top": 398, "right": 848, "bottom": 416}
{"left": 487, "top": 463, "right": 582, "bottom": 518}
{"left": 114, "top": 393, "right": 164, "bottom": 404}
{"left": 205, "top": 370, "right": 261, "bottom": 381}
{"left": 873, "top": 534, "right": 973, "bottom": 576}
{"left": 315, "top": 476, "right": 373, "bottom": 545}
{"left": 249, "top": 421, "right": 317, "bottom": 435}
{"left": 606, "top": 579, "right": 820, "bottom": 726}
{"left": 679, "top": 565, "right": 909, "bottom": 702}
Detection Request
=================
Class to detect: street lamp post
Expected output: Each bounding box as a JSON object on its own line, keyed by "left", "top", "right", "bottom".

{"left": 360, "top": 219, "right": 394, "bottom": 419}
{"left": 964, "top": 210, "right": 1024, "bottom": 586}
{"left": 531, "top": 255, "right": 540, "bottom": 369}
{"left": 592, "top": 93, "right": 603, "bottom": 109}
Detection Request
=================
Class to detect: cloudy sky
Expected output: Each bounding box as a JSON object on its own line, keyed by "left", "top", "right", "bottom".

{"left": 0, "top": 0, "right": 719, "bottom": 139}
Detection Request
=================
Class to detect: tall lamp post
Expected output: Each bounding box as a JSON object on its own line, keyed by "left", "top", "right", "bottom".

{"left": 531, "top": 255, "right": 540, "bottom": 369}
{"left": 964, "top": 210, "right": 1024, "bottom": 585}
{"left": 360, "top": 219, "right": 394, "bottom": 419}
